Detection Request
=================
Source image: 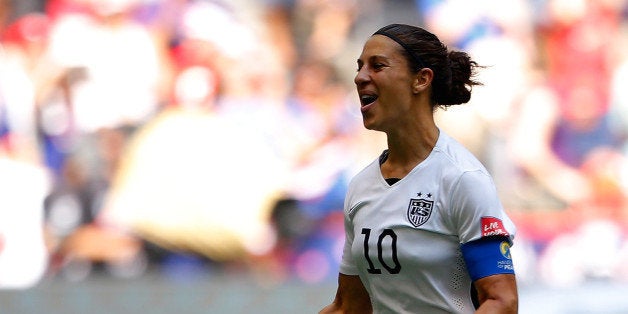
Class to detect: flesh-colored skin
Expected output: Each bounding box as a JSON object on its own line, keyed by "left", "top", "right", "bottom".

{"left": 320, "top": 273, "right": 517, "bottom": 313}
{"left": 319, "top": 274, "right": 371, "bottom": 314}
{"left": 355, "top": 35, "right": 438, "bottom": 183}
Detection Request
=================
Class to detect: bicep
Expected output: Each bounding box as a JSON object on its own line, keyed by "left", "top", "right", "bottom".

{"left": 474, "top": 274, "right": 518, "bottom": 314}
{"left": 461, "top": 237, "right": 517, "bottom": 312}
{"left": 320, "top": 274, "right": 372, "bottom": 314}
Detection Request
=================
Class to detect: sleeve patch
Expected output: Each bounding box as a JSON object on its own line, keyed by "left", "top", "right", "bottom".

{"left": 481, "top": 216, "right": 509, "bottom": 237}
{"left": 461, "top": 237, "right": 515, "bottom": 281}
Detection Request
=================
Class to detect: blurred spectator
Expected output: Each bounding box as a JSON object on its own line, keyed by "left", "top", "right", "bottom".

{"left": 509, "top": 0, "right": 626, "bottom": 215}
{"left": 38, "top": 0, "right": 173, "bottom": 280}
{"left": 507, "top": 0, "right": 628, "bottom": 286}
{"left": 265, "top": 58, "right": 361, "bottom": 282}
{"left": 99, "top": 1, "right": 290, "bottom": 277}
{"left": 0, "top": 2, "right": 51, "bottom": 288}
{"left": 0, "top": 12, "right": 52, "bottom": 165}
{"left": 1, "top": 0, "right": 628, "bottom": 288}
{"left": 281, "top": 60, "right": 360, "bottom": 210}
{"left": 45, "top": 0, "right": 170, "bottom": 134}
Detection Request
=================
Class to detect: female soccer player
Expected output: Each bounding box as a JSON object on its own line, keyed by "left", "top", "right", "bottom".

{"left": 320, "top": 24, "right": 518, "bottom": 313}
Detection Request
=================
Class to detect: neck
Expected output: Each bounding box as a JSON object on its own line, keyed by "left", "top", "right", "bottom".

{"left": 381, "top": 122, "right": 439, "bottom": 179}
{"left": 387, "top": 124, "right": 438, "bottom": 161}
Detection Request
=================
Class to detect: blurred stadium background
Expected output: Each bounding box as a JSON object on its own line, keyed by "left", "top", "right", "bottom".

{"left": 1, "top": 0, "right": 628, "bottom": 313}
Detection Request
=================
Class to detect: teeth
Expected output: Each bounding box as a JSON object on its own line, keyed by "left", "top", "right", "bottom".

{"left": 361, "top": 95, "right": 378, "bottom": 105}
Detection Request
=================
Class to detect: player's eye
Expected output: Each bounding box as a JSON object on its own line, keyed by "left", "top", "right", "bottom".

{"left": 373, "top": 63, "right": 385, "bottom": 70}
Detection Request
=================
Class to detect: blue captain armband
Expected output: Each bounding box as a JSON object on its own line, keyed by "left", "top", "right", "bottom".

{"left": 460, "top": 236, "right": 515, "bottom": 281}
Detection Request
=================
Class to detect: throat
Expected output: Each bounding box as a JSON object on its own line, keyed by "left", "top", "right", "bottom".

{"left": 379, "top": 150, "right": 408, "bottom": 184}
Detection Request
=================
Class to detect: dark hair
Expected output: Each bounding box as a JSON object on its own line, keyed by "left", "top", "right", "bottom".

{"left": 373, "top": 24, "right": 482, "bottom": 108}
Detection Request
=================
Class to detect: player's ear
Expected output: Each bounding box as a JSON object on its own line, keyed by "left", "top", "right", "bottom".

{"left": 413, "top": 68, "right": 433, "bottom": 94}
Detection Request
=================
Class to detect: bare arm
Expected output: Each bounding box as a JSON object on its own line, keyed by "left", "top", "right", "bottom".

{"left": 319, "top": 274, "right": 372, "bottom": 314}
{"left": 474, "top": 274, "right": 518, "bottom": 314}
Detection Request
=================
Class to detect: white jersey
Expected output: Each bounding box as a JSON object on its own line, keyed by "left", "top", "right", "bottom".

{"left": 339, "top": 131, "right": 516, "bottom": 314}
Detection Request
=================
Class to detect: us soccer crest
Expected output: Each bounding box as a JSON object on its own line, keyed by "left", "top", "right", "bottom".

{"left": 407, "top": 196, "right": 433, "bottom": 227}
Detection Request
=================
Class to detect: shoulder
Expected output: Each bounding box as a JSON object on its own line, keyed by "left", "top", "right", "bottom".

{"left": 433, "top": 131, "right": 489, "bottom": 175}
{"left": 347, "top": 151, "right": 384, "bottom": 185}
{"left": 344, "top": 152, "right": 386, "bottom": 216}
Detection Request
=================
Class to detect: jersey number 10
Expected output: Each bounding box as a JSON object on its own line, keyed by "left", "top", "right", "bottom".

{"left": 361, "top": 228, "right": 401, "bottom": 274}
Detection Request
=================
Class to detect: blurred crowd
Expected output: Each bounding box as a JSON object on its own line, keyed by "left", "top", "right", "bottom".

{"left": 0, "top": 0, "right": 627, "bottom": 289}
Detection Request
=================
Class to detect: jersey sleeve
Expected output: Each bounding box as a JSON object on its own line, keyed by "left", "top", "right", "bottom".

{"left": 449, "top": 170, "right": 516, "bottom": 245}
{"left": 338, "top": 194, "right": 359, "bottom": 275}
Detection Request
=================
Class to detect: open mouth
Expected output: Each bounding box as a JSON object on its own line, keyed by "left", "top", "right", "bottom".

{"left": 360, "top": 94, "right": 378, "bottom": 106}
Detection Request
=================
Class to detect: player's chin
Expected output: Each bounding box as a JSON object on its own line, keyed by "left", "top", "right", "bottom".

{"left": 362, "top": 119, "right": 376, "bottom": 130}
{"left": 361, "top": 116, "right": 384, "bottom": 132}
{"left": 361, "top": 114, "right": 377, "bottom": 130}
